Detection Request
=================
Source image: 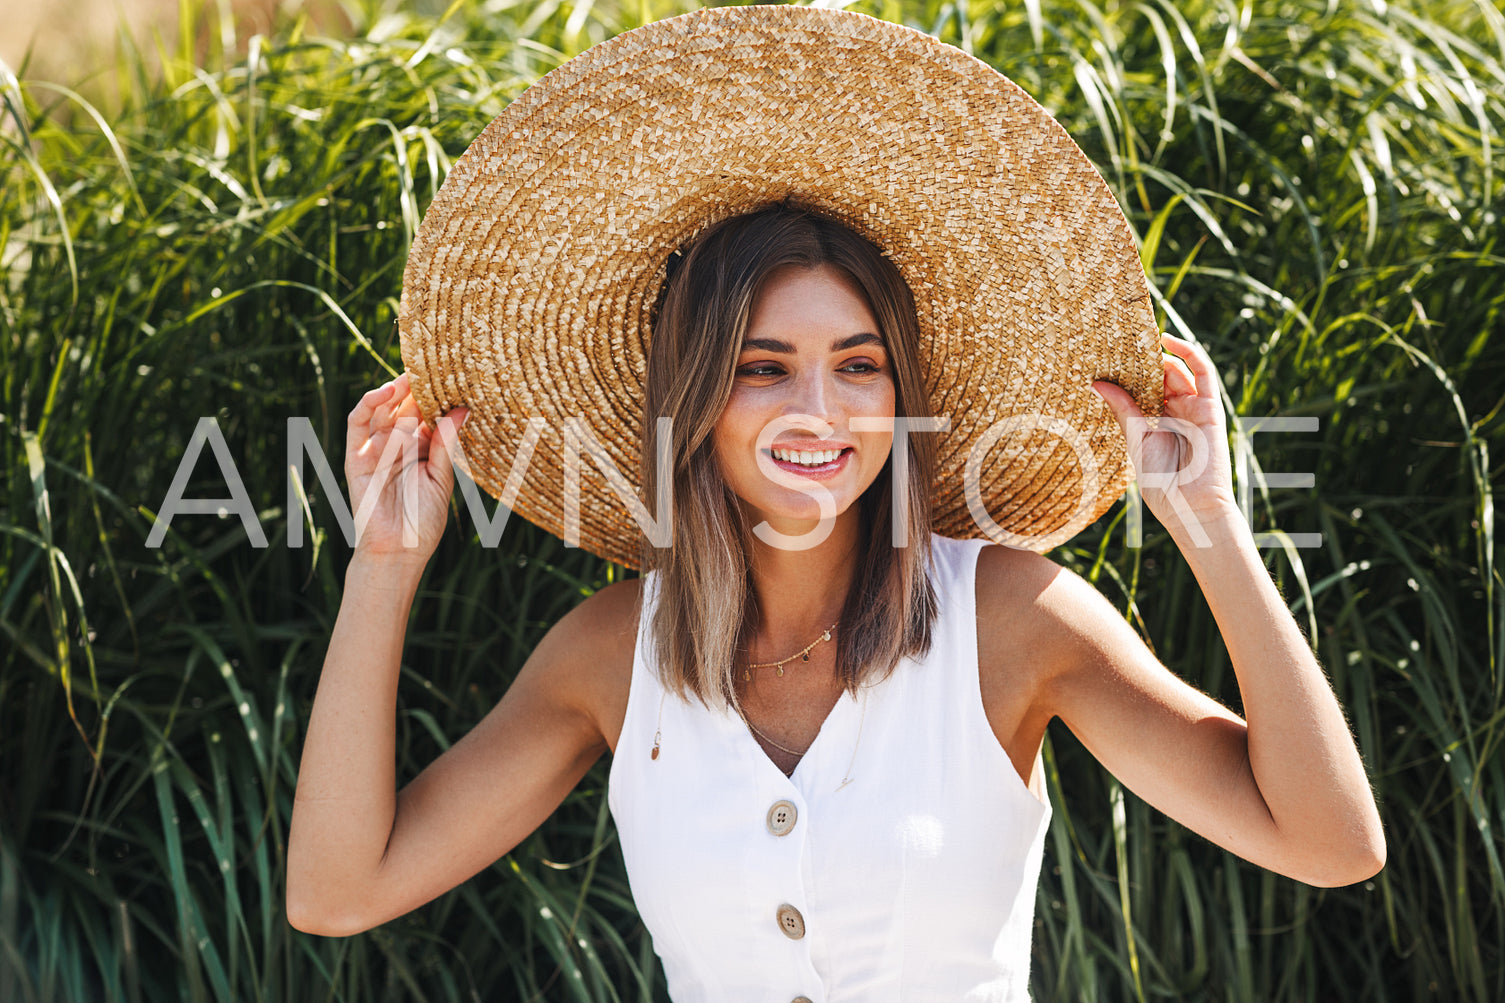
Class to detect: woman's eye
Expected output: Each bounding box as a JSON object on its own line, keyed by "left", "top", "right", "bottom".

{"left": 736, "top": 360, "right": 883, "bottom": 378}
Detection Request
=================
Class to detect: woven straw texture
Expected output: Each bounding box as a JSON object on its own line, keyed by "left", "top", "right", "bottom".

{"left": 399, "top": 4, "right": 1164, "bottom": 568}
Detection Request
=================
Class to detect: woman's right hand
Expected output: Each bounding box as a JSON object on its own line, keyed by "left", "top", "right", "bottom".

{"left": 344, "top": 372, "right": 469, "bottom": 565}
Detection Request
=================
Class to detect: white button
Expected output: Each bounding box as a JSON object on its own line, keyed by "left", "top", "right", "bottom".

{"left": 766, "top": 800, "right": 797, "bottom": 836}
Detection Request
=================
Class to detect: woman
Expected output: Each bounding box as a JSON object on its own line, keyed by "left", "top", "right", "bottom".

{"left": 287, "top": 7, "right": 1384, "bottom": 1000}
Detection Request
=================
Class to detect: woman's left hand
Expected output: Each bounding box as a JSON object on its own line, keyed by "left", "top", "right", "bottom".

{"left": 1091, "top": 332, "right": 1237, "bottom": 537}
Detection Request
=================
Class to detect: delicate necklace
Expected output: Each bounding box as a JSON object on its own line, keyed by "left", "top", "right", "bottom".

{"left": 744, "top": 623, "right": 838, "bottom": 681}
{"left": 741, "top": 714, "right": 807, "bottom": 756}
{"left": 736, "top": 689, "right": 871, "bottom": 789}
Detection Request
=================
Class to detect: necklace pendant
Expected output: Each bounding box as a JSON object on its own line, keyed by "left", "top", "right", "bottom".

{"left": 776, "top": 665, "right": 784, "bottom": 677}
{"left": 802, "top": 652, "right": 810, "bottom": 661}
{"left": 651, "top": 731, "right": 661, "bottom": 760}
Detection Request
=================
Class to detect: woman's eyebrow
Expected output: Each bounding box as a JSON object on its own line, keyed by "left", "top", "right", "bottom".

{"left": 738, "top": 332, "right": 883, "bottom": 354}
{"left": 740, "top": 337, "right": 794, "bottom": 353}
{"left": 832, "top": 332, "right": 883, "bottom": 351}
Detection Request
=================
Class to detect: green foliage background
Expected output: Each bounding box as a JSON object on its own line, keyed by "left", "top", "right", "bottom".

{"left": 2, "top": 0, "right": 1502, "bottom": 999}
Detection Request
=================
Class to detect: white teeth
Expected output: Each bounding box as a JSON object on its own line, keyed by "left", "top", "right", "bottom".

{"left": 773, "top": 448, "right": 841, "bottom": 465}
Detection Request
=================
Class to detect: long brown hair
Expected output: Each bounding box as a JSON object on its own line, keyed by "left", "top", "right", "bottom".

{"left": 640, "top": 205, "right": 937, "bottom": 708}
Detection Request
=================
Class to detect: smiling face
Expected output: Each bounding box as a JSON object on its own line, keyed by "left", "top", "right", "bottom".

{"left": 641, "top": 207, "right": 938, "bottom": 705}
{"left": 712, "top": 263, "right": 896, "bottom": 539}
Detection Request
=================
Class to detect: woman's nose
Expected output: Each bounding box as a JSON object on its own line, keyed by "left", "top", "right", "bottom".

{"left": 781, "top": 370, "right": 840, "bottom": 424}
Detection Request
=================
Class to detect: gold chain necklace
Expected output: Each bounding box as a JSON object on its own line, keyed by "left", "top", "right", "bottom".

{"left": 743, "top": 622, "right": 838, "bottom": 681}
{"left": 737, "top": 690, "right": 871, "bottom": 789}
{"left": 741, "top": 714, "right": 807, "bottom": 756}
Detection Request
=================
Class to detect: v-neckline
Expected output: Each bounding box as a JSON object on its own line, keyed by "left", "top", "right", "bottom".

{"left": 733, "top": 686, "right": 857, "bottom": 785}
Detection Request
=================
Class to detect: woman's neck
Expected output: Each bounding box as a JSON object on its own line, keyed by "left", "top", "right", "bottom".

{"left": 745, "top": 510, "right": 861, "bottom": 647}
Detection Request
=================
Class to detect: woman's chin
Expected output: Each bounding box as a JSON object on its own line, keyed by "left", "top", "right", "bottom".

{"left": 744, "top": 501, "right": 862, "bottom": 549}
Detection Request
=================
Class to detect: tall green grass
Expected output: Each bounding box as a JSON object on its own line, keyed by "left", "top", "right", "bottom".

{"left": 2, "top": 0, "right": 1501, "bottom": 999}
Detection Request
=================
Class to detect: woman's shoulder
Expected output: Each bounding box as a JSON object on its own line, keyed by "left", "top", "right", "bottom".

{"left": 926, "top": 533, "right": 1065, "bottom": 607}
{"left": 972, "top": 542, "right": 1058, "bottom": 678}
{"left": 549, "top": 577, "right": 643, "bottom": 676}
{"left": 527, "top": 577, "right": 642, "bottom": 748}
{"left": 557, "top": 576, "right": 644, "bottom": 640}
{"left": 929, "top": 532, "right": 1062, "bottom": 585}
{"left": 972, "top": 540, "right": 1137, "bottom": 685}
{"left": 973, "top": 539, "right": 1063, "bottom": 602}
{"left": 955, "top": 540, "right": 1077, "bottom": 779}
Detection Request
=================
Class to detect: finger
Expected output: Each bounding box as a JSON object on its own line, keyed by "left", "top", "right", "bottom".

{"left": 427, "top": 408, "right": 470, "bottom": 485}
{"left": 1160, "top": 333, "right": 1220, "bottom": 392}
{"left": 437, "top": 407, "right": 472, "bottom": 480}
{"left": 1164, "top": 354, "right": 1197, "bottom": 398}
{"left": 1090, "top": 380, "right": 1145, "bottom": 427}
{"left": 388, "top": 371, "right": 411, "bottom": 404}
{"left": 347, "top": 379, "right": 397, "bottom": 429}
{"left": 366, "top": 417, "right": 427, "bottom": 488}
{"left": 1091, "top": 381, "right": 1154, "bottom": 473}
{"left": 373, "top": 381, "right": 414, "bottom": 429}
{"left": 392, "top": 391, "right": 424, "bottom": 423}
{"left": 389, "top": 414, "right": 428, "bottom": 465}
{"left": 347, "top": 381, "right": 401, "bottom": 460}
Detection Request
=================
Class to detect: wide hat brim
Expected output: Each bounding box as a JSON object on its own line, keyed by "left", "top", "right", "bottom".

{"left": 399, "top": 4, "right": 1163, "bottom": 568}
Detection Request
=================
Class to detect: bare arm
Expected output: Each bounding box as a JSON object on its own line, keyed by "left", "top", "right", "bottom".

{"left": 1011, "top": 519, "right": 1384, "bottom": 886}
{"left": 1173, "top": 506, "right": 1382, "bottom": 880}
{"left": 286, "top": 374, "right": 627, "bottom": 936}
{"left": 286, "top": 559, "right": 624, "bottom": 935}
{"left": 285, "top": 552, "right": 419, "bottom": 934}
{"left": 1017, "top": 334, "right": 1384, "bottom": 886}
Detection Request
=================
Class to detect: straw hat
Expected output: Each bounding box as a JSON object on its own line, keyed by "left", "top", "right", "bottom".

{"left": 398, "top": 3, "right": 1164, "bottom": 568}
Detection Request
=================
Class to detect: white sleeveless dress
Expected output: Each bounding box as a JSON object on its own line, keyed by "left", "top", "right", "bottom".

{"left": 607, "top": 534, "right": 1051, "bottom": 1002}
